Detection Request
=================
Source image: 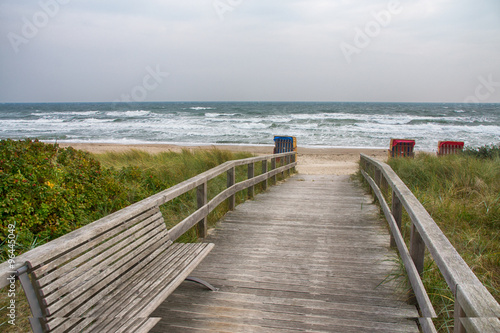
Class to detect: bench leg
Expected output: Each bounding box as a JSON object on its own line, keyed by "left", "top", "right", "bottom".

{"left": 16, "top": 265, "right": 45, "bottom": 333}
{"left": 185, "top": 276, "right": 218, "bottom": 291}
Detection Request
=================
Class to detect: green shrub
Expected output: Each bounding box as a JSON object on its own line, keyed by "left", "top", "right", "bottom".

{"left": 463, "top": 144, "right": 500, "bottom": 159}
{"left": 0, "top": 139, "right": 129, "bottom": 259}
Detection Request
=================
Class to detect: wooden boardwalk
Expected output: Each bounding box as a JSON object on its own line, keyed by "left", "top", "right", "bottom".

{"left": 152, "top": 174, "right": 419, "bottom": 332}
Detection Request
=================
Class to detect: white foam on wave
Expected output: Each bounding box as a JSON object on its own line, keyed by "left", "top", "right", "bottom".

{"left": 33, "top": 111, "right": 100, "bottom": 116}
{"left": 106, "top": 110, "right": 151, "bottom": 117}
{"left": 190, "top": 107, "right": 214, "bottom": 110}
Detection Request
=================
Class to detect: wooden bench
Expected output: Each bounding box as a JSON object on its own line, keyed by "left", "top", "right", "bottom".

{"left": 14, "top": 203, "right": 215, "bottom": 333}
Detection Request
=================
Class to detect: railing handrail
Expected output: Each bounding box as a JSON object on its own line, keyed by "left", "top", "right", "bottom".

{"left": 0, "top": 151, "right": 297, "bottom": 289}
{"left": 360, "top": 153, "right": 500, "bottom": 332}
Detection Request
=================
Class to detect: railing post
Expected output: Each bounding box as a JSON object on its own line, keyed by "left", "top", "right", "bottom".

{"left": 227, "top": 167, "right": 235, "bottom": 210}
{"left": 390, "top": 191, "right": 403, "bottom": 248}
{"left": 380, "top": 175, "right": 389, "bottom": 195}
{"left": 374, "top": 169, "right": 382, "bottom": 187}
{"left": 281, "top": 155, "right": 285, "bottom": 179}
{"left": 453, "top": 292, "right": 466, "bottom": 333}
{"left": 247, "top": 162, "right": 255, "bottom": 199}
{"left": 286, "top": 155, "right": 290, "bottom": 177}
{"left": 262, "top": 160, "right": 268, "bottom": 191}
{"left": 196, "top": 182, "right": 207, "bottom": 238}
{"left": 410, "top": 223, "right": 425, "bottom": 276}
{"left": 271, "top": 157, "right": 277, "bottom": 184}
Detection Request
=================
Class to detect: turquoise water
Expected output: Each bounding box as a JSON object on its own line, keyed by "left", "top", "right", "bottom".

{"left": 0, "top": 102, "right": 499, "bottom": 151}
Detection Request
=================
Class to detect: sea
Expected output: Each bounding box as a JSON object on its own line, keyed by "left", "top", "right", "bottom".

{"left": 0, "top": 102, "right": 499, "bottom": 152}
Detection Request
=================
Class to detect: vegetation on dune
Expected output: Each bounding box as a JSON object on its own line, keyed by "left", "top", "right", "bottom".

{"left": 0, "top": 139, "right": 129, "bottom": 258}
{"left": 370, "top": 146, "right": 499, "bottom": 332}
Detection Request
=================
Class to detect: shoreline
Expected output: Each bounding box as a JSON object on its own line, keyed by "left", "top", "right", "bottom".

{"left": 58, "top": 142, "right": 388, "bottom": 175}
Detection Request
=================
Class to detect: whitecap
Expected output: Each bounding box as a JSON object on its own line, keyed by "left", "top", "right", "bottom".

{"left": 190, "top": 107, "right": 214, "bottom": 110}
{"left": 106, "top": 110, "right": 151, "bottom": 117}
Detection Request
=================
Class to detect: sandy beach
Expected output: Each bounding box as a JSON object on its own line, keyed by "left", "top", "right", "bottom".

{"left": 58, "top": 143, "right": 387, "bottom": 175}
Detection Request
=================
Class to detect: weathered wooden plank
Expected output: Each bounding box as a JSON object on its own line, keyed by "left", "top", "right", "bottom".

{"left": 111, "top": 244, "right": 209, "bottom": 318}
{"left": 87, "top": 243, "right": 196, "bottom": 317}
{"left": 33, "top": 206, "right": 161, "bottom": 281}
{"left": 40, "top": 216, "right": 165, "bottom": 300}
{"left": 168, "top": 206, "right": 210, "bottom": 241}
{"left": 44, "top": 229, "right": 170, "bottom": 316}
{"left": 0, "top": 200, "right": 159, "bottom": 283}
{"left": 418, "top": 317, "right": 438, "bottom": 333}
{"left": 133, "top": 243, "right": 214, "bottom": 318}
{"left": 165, "top": 288, "right": 418, "bottom": 319}
{"left": 36, "top": 211, "right": 164, "bottom": 290}
{"left": 460, "top": 317, "right": 500, "bottom": 333}
{"left": 154, "top": 308, "right": 418, "bottom": 333}
{"left": 455, "top": 283, "right": 500, "bottom": 318}
{"left": 67, "top": 242, "right": 184, "bottom": 317}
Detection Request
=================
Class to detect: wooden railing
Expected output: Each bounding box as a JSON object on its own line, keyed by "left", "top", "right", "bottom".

{"left": 0, "top": 151, "right": 297, "bottom": 289}
{"left": 359, "top": 154, "right": 500, "bottom": 333}
{"left": 163, "top": 151, "right": 296, "bottom": 241}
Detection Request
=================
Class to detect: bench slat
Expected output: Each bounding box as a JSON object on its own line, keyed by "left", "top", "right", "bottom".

{"left": 113, "top": 243, "right": 210, "bottom": 318}
{"left": 89, "top": 317, "right": 154, "bottom": 333}
{"left": 82, "top": 243, "right": 192, "bottom": 317}
{"left": 131, "top": 243, "right": 214, "bottom": 318}
{"left": 65, "top": 241, "right": 183, "bottom": 318}
{"left": 37, "top": 211, "right": 164, "bottom": 293}
{"left": 33, "top": 207, "right": 161, "bottom": 282}
{"left": 87, "top": 243, "right": 211, "bottom": 318}
{"left": 21, "top": 200, "right": 160, "bottom": 273}
{"left": 46, "top": 317, "right": 161, "bottom": 333}
{"left": 46, "top": 318, "right": 86, "bottom": 333}
{"left": 44, "top": 244, "right": 212, "bottom": 330}
{"left": 44, "top": 227, "right": 170, "bottom": 316}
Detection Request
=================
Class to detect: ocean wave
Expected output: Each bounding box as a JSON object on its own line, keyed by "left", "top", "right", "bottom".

{"left": 106, "top": 110, "right": 151, "bottom": 117}
{"left": 204, "top": 112, "right": 240, "bottom": 118}
{"left": 33, "top": 111, "right": 100, "bottom": 116}
{"left": 190, "top": 107, "right": 215, "bottom": 110}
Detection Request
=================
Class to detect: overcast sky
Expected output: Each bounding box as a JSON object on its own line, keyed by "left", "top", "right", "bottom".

{"left": 1, "top": 0, "right": 499, "bottom": 103}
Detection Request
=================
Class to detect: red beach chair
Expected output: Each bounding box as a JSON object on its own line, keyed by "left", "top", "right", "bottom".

{"left": 437, "top": 141, "right": 464, "bottom": 156}
{"left": 389, "top": 139, "right": 415, "bottom": 158}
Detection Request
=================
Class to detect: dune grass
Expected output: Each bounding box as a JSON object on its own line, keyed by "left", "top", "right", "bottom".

{"left": 93, "top": 148, "right": 266, "bottom": 242}
{"left": 379, "top": 151, "right": 499, "bottom": 332}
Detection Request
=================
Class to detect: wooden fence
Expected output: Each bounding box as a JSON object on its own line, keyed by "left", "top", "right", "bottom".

{"left": 0, "top": 151, "right": 297, "bottom": 289}
{"left": 360, "top": 154, "right": 500, "bottom": 333}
